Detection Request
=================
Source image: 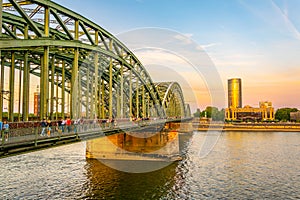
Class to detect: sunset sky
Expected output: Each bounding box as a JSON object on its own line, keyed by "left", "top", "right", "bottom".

{"left": 53, "top": 0, "right": 300, "bottom": 111}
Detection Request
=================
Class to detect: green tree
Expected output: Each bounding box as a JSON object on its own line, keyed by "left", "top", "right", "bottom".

{"left": 215, "top": 108, "right": 225, "bottom": 121}
{"left": 201, "top": 106, "right": 225, "bottom": 121}
{"left": 275, "top": 108, "right": 298, "bottom": 121}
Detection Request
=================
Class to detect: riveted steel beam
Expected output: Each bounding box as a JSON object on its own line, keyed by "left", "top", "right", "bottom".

{"left": 0, "top": 0, "right": 192, "bottom": 120}
{"left": 70, "top": 47, "right": 79, "bottom": 119}
{"left": 0, "top": 56, "right": 4, "bottom": 121}
{"left": 50, "top": 8, "right": 74, "bottom": 40}
{"left": 0, "top": 40, "right": 162, "bottom": 114}
{"left": 3, "top": 1, "right": 32, "bottom": 7}
{"left": 79, "top": 21, "right": 95, "bottom": 46}
{"left": 136, "top": 80, "right": 139, "bottom": 118}
{"left": 2, "top": 23, "right": 17, "bottom": 39}
{"left": 61, "top": 60, "right": 65, "bottom": 119}
{"left": 108, "top": 58, "right": 113, "bottom": 118}
{"left": 50, "top": 55, "right": 55, "bottom": 120}
{"left": 8, "top": 0, "right": 43, "bottom": 37}
{"left": 40, "top": 46, "right": 49, "bottom": 120}
{"left": 9, "top": 52, "right": 15, "bottom": 122}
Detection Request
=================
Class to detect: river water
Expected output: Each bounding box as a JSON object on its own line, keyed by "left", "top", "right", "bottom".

{"left": 1, "top": 131, "right": 299, "bottom": 199}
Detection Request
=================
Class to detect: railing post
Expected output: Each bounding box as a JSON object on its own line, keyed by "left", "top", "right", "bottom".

{"left": 35, "top": 126, "right": 38, "bottom": 147}
{"left": 58, "top": 123, "right": 61, "bottom": 140}
{"left": 76, "top": 130, "right": 79, "bottom": 140}
{"left": 1, "top": 130, "right": 4, "bottom": 146}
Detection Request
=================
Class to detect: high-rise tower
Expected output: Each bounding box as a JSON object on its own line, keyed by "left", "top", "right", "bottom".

{"left": 228, "top": 78, "right": 242, "bottom": 108}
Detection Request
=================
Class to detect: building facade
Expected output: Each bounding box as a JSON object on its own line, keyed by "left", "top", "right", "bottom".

{"left": 34, "top": 85, "right": 40, "bottom": 117}
{"left": 226, "top": 78, "right": 274, "bottom": 121}
{"left": 290, "top": 111, "right": 300, "bottom": 122}
{"left": 226, "top": 101, "right": 275, "bottom": 121}
{"left": 228, "top": 78, "right": 242, "bottom": 108}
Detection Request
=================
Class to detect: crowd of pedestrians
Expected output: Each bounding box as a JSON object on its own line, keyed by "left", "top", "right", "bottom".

{"left": 38, "top": 117, "right": 114, "bottom": 137}
{"left": 1, "top": 116, "right": 151, "bottom": 141}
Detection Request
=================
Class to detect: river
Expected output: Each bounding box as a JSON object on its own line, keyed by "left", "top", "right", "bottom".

{"left": 0, "top": 131, "right": 299, "bottom": 199}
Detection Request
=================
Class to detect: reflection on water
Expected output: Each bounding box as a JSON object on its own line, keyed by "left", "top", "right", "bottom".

{"left": 83, "top": 159, "right": 178, "bottom": 199}
{"left": 178, "top": 132, "right": 300, "bottom": 199}
{"left": 0, "top": 131, "right": 299, "bottom": 199}
{"left": 83, "top": 131, "right": 193, "bottom": 199}
{"left": 86, "top": 131, "right": 181, "bottom": 173}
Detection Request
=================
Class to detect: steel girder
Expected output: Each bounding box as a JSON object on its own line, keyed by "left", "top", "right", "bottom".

{"left": 0, "top": 0, "right": 188, "bottom": 121}
{"left": 0, "top": 0, "right": 165, "bottom": 120}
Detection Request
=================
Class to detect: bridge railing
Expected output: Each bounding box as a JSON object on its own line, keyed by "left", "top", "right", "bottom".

{"left": 0, "top": 118, "right": 184, "bottom": 146}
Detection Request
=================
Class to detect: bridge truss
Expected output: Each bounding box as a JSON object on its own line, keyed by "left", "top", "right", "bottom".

{"left": 0, "top": 0, "right": 190, "bottom": 121}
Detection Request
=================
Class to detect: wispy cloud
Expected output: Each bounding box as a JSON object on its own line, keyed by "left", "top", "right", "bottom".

{"left": 239, "top": 0, "right": 300, "bottom": 41}
{"left": 173, "top": 33, "right": 193, "bottom": 45}
{"left": 209, "top": 52, "right": 264, "bottom": 68}
{"left": 270, "top": 0, "right": 300, "bottom": 41}
{"left": 198, "top": 42, "right": 222, "bottom": 50}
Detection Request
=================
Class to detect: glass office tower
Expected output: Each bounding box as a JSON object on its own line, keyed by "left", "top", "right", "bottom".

{"left": 228, "top": 78, "right": 242, "bottom": 108}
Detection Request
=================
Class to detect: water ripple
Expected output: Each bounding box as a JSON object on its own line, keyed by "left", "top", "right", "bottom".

{"left": 0, "top": 132, "right": 299, "bottom": 199}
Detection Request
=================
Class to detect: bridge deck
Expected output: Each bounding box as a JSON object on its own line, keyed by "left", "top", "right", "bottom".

{"left": 0, "top": 118, "right": 192, "bottom": 158}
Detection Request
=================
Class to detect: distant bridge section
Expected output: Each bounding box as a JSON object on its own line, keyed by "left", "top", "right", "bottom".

{"left": 155, "top": 82, "right": 188, "bottom": 118}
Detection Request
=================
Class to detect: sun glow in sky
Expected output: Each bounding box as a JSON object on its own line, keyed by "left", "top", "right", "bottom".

{"left": 53, "top": 0, "right": 300, "bottom": 111}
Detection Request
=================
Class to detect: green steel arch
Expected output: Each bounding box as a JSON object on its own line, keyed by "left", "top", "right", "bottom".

{"left": 155, "top": 82, "right": 189, "bottom": 118}
{"left": 0, "top": 0, "right": 189, "bottom": 121}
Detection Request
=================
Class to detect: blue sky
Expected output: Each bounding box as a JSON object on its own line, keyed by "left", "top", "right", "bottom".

{"left": 53, "top": 0, "right": 300, "bottom": 110}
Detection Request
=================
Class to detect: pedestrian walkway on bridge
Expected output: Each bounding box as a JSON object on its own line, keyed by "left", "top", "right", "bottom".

{"left": 0, "top": 117, "right": 192, "bottom": 158}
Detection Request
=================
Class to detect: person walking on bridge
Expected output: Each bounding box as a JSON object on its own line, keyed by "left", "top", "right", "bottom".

{"left": 66, "top": 117, "right": 72, "bottom": 133}
{"left": 0, "top": 120, "right": 3, "bottom": 142}
{"left": 40, "top": 118, "right": 47, "bottom": 136}
{"left": 57, "top": 118, "right": 63, "bottom": 134}
{"left": 3, "top": 120, "right": 9, "bottom": 141}
{"left": 73, "top": 118, "right": 80, "bottom": 133}
{"left": 47, "top": 119, "right": 52, "bottom": 137}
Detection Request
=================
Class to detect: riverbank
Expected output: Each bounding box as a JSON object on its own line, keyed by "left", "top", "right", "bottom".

{"left": 193, "top": 122, "right": 300, "bottom": 132}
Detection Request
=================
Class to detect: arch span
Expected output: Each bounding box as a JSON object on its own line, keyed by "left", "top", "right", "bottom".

{"left": 155, "top": 82, "right": 190, "bottom": 118}
{"left": 0, "top": 0, "right": 189, "bottom": 121}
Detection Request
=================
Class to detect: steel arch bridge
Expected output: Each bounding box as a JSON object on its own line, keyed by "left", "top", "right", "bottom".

{"left": 0, "top": 0, "right": 191, "bottom": 122}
